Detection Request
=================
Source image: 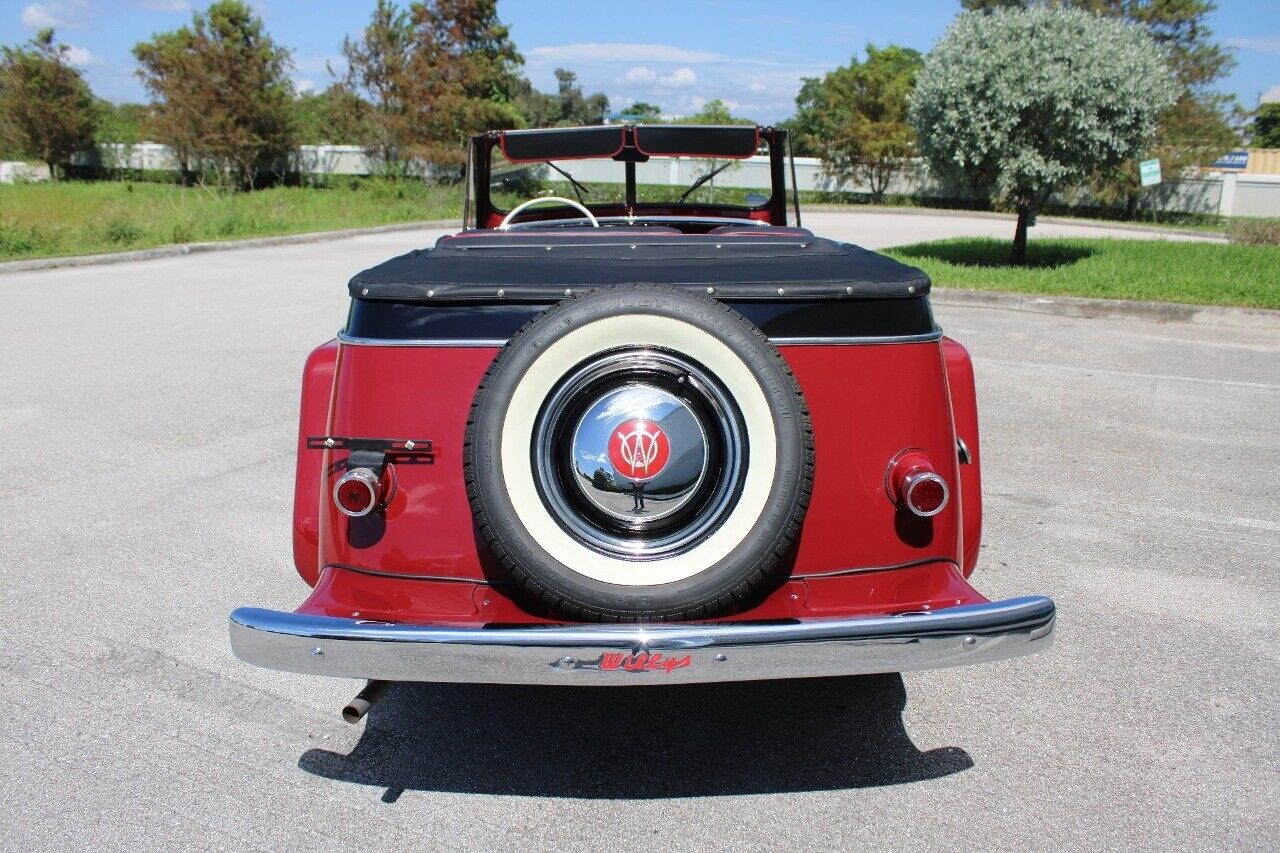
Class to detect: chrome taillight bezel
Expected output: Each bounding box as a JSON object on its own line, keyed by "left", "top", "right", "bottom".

{"left": 333, "top": 467, "right": 382, "bottom": 517}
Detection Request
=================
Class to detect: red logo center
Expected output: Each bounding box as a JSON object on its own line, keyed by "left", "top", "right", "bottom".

{"left": 607, "top": 419, "right": 671, "bottom": 482}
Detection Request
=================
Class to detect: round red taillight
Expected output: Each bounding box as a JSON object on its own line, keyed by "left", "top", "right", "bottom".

{"left": 333, "top": 468, "right": 381, "bottom": 517}
{"left": 886, "top": 450, "right": 950, "bottom": 518}
{"left": 903, "top": 471, "right": 949, "bottom": 517}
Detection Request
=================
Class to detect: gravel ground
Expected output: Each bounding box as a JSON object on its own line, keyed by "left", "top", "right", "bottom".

{"left": 0, "top": 220, "right": 1275, "bottom": 851}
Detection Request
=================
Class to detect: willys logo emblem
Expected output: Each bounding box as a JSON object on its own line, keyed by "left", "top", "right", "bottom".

{"left": 608, "top": 419, "right": 671, "bottom": 481}
{"left": 599, "top": 651, "right": 693, "bottom": 674}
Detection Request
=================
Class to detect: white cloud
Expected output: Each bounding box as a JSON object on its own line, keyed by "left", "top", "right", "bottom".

{"left": 623, "top": 66, "right": 657, "bottom": 84}
{"left": 64, "top": 44, "right": 99, "bottom": 65}
{"left": 1226, "top": 35, "right": 1280, "bottom": 54}
{"left": 658, "top": 67, "right": 697, "bottom": 89}
{"left": 20, "top": 0, "right": 91, "bottom": 29}
{"left": 293, "top": 77, "right": 316, "bottom": 93}
{"left": 1262, "top": 84, "right": 1280, "bottom": 104}
{"left": 529, "top": 42, "right": 720, "bottom": 65}
{"left": 21, "top": 4, "right": 59, "bottom": 27}
{"left": 747, "top": 81, "right": 767, "bottom": 93}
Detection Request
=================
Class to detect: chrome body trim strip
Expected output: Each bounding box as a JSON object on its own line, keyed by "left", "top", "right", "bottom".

{"left": 337, "top": 331, "right": 507, "bottom": 347}
{"left": 229, "top": 595, "right": 1055, "bottom": 685}
{"left": 770, "top": 328, "right": 943, "bottom": 345}
{"left": 335, "top": 327, "right": 945, "bottom": 348}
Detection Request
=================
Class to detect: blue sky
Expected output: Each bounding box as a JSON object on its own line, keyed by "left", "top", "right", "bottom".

{"left": 3, "top": 0, "right": 1278, "bottom": 122}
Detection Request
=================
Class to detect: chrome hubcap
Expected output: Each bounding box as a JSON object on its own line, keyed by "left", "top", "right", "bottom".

{"left": 533, "top": 348, "right": 747, "bottom": 561}
{"left": 570, "top": 384, "right": 708, "bottom": 524}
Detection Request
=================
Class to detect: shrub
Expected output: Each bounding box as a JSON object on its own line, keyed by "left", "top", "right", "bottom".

{"left": 170, "top": 222, "right": 194, "bottom": 244}
{"left": 0, "top": 222, "right": 39, "bottom": 256}
{"left": 1227, "top": 218, "right": 1280, "bottom": 246}
{"left": 102, "top": 217, "right": 142, "bottom": 245}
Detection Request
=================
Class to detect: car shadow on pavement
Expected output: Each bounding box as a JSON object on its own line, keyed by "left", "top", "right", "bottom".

{"left": 298, "top": 673, "right": 973, "bottom": 800}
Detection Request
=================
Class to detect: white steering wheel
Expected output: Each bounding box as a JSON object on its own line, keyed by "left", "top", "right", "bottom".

{"left": 498, "top": 196, "right": 599, "bottom": 230}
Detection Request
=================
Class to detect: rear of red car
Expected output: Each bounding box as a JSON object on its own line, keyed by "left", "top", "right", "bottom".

{"left": 230, "top": 126, "right": 1053, "bottom": 688}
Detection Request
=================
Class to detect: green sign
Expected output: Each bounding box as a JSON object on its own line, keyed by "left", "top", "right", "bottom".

{"left": 1139, "top": 159, "right": 1162, "bottom": 187}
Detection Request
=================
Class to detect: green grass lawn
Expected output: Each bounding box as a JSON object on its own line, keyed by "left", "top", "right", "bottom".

{"left": 4, "top": 183, "right": 1275, "bottom": 311}
{"left": 0, "top": 179, "right": 468, "bottom": 261}
{"left": 886, "top": 237, "right": 1280, "bottom": 310}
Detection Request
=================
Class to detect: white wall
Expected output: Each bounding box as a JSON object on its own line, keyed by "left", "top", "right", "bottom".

{"left": 68, "top": 143, "right": 1280, "bottom": 217}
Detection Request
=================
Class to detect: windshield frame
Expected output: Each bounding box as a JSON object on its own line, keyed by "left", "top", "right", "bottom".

{"left": 466, "top": 125, "right": 796, "bottom": 230}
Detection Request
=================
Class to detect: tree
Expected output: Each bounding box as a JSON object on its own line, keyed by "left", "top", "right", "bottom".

{"left": 791, "top": 44, "right": 922, "bottom": 203}
{"left": 910, "top": 8, "right": 1176, "bottom": 263}
{"left": 96, "top": 101, "right": 147, "bottom": 144}
{"left": 513, "top": 68, "right": 609, "bottom": 127}
{"left": 0, "top": 29, "right": 97, "bottom": 177}
{"left": 961, "top": 0, "right": 1026, "bottom": 9}
{"left": 622, "top": 101, "right": 662, "bottom": 121}
{"left": 401, "top": 0, "right": 524, "bottom": 173}
{"left": 133, "top": 1, "right": 296, "bottom": 189}
{"left": 1251, "top": 103, "right": 1280, "bottom": 148}
{"left": 956, "top": 1, "right": 1239, "bottom": 214}
{"left": 782, "top": 78, "right": 825, "bottom": 156}
{"left": 336, "top": 0, "right": 413, "bottom": 173}
{"left": 293, "top": 86, "right": 374, "bottom": 146}
{"left": 682, "top": 99, "right": 754, "bottom": 125}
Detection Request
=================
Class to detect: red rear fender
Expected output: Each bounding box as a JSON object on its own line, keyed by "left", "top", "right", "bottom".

{"left": 942, "top": 337, "right": 982, "bottom": 577}
{"left": 293, "top": 340, "right": 340, "bottom": 585}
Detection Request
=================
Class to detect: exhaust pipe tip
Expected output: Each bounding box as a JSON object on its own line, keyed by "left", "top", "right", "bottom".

{"left": 342, "top": 679, "right": 391, "bottom": 724}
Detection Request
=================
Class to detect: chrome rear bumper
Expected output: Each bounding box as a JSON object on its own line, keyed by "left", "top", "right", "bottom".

{"left": 229, "top": 595, "right": 1055, "bottom": 685}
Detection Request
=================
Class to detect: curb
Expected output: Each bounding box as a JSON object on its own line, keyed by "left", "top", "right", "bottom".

{"left": 931, "top": 287, "right": 1280, "bottom": 330}
{"left": 800, "top": 204, "right": 1225, "bottom": 241}
{"left": 0, "top": 218, "right": 460, "bottom": 275}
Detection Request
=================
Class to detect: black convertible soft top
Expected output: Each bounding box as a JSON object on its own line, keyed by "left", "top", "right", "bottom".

{"left": 349, "top": 228, "right": 930, "bottom": 303}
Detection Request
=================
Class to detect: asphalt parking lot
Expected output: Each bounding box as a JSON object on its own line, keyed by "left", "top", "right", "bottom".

{"left": 0, "top": 215, "right": 1275, "bottom": 851}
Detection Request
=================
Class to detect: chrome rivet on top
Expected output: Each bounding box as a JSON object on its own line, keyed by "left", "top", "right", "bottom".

{"left": 714, "top": 653, "right": 727, "bottom": 662}
{"left": 311, "top": 646, "right": 324, "bottom": 657}
{"left": 323, "top": 437, "right": 335, "bottom": 448}
{"left": 404, "top": 440, "right": 416, "bottom": 450}
{"left": 908, "top": 285, "right": 916, "bottom": 294}
{"left": 777, "top": 288, "right": 786, "bottom": 296}
{"left": 630, "top": 244, "right": 637, "bottom": 250}
{"left": 706, "top": 287, "right": 714, "bottom": 294}
{"left": 361, "top": 288, "right": 369, "bottom": 295}
{"left": 715, "top": 243, "right": 722, "bottom": 249}
{"left": 497, "top": 289, "right": 505, "bottom": 298}
{"left": 846, "top": 286, "right": 853, "bottom": 295}
{"left": 427, "top": 289, "right": 434, "bottom": 297}
{"left": 564, "top": 288, "right": 572, "bottom": 296}
{"left": 963, "top": 636, "right": 976, "bottom": 646}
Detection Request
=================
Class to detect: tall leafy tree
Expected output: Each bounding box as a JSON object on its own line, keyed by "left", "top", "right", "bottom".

{"left": 402, "top": 0, "right": 524, "bottom": 173}
{"left": 911, "top": 7, "right": 1176, "bottom": 263}
{"left": 0, "top": 29, "right": 97, "bottom": 178}
{"left": 336, "top": 0, "right": 413, "bottom": 173}
{"left": 513, "top": 68, "right": 609, "bottom": 127}
{"left": 1250, "top": 103, "right": 1280, "bottom": 148}
{"left": 134, "top": 1, "right": 296, "bottom": 189}
{"left": 958, "top": 0, "right": 1238, "bottom": 212}
{"left": 791, "top": 44, "right": 922, "bottom": 203}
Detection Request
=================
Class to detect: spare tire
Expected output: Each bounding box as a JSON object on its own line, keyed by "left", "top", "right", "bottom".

{"left": 464, "top": 284, "right": 814, "bottom": 621}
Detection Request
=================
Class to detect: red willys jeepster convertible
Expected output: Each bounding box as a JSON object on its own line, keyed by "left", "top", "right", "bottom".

{"left": 229, "top": 125, "right": 1054, "bottom": 719}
